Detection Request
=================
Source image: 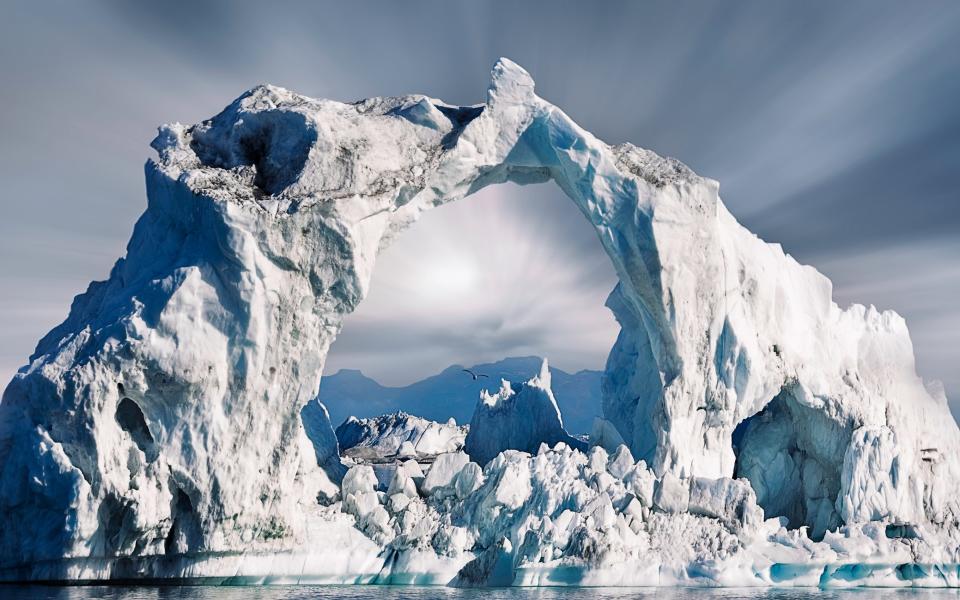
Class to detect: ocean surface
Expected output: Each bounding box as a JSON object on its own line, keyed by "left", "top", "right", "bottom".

{"left": 3, "top": 587, "right": 960, "bottom": 600}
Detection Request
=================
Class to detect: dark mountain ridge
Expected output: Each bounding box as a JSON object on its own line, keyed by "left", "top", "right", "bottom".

{"left": 319, "top": 356, "right": 602, "bottom": 434}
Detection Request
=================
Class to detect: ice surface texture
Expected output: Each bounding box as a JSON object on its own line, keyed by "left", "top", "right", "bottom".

{"left": 1, "top": 58, "right": 959, "bottom": 584}
{"left": 336, "top": 411, "right": 467, "bottom": 458}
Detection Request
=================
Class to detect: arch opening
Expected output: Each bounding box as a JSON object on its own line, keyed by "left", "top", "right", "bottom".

{"left": 732, "top": 385, "right": 847, "bottom": 540}
{"left": 316, "top": 180, "right": 621, "bottom": 460}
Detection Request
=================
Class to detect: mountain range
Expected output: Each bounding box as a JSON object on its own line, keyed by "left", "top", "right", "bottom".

{"left": 319, "top": 356, "right": 603, "bottom": 434}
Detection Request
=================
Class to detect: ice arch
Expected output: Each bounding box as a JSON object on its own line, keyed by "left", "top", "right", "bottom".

{"left": 1, "top": 59, "right": 958, "bottom": 570}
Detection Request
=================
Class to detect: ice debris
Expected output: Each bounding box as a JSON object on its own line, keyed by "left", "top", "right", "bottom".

{"left": 333, "top": 441, "right": 770, "bottom": 587}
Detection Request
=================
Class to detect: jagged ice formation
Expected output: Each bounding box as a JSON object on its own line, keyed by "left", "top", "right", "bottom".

{"left": 465, "top": 359, "right": 585, "bottom": 465}
{"left": 336, "top": 412, "right": 467, "bottom": 459}
{"left": 1, "top": 58, "right": 959, "bottom": 585}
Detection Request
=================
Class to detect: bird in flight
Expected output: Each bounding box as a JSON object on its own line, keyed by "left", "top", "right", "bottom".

{"left": 462, "top": 368, "right": 489, "bottom": 381}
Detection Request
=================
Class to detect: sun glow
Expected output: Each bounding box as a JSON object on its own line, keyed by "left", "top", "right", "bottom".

{"left": 327, "top": 182, "right": 620, "bottom": 385}
{"left": 416, "top": 254, "right": 479, "bottom": 300}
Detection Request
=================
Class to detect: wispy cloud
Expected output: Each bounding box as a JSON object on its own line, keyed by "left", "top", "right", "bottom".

{"left": 1, "top": 1, "right": 957, "bottom": 412}
{"left": 324, "top": 184, "right": 620, "bottom": 384}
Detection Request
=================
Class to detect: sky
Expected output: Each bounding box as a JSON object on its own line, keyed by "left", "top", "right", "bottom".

{"left": 1, "top": 2, "right": 958, "bottom": 412}
{"left": 323, "top": 183, "right": 622, "bottom": 381}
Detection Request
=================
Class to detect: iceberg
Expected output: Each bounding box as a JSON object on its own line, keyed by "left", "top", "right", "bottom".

{"left": 464, "top": 359, "right": 585, "bottom": 465}
{"left": 590, "top": 417, "right": 628, "bottom": 455}
{"left": 336, "top": 412, "right": 467, "bottom": 460}
{"left": 1, "top": 57, "right": 959, "bottom": 587}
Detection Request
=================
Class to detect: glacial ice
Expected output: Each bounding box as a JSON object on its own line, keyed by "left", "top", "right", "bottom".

{"left": 301, "top": 398, "right": 347, "bottom": 484}
{"left": 336, "top": 412, "right": 467, "bottom": 460}
{"left": 1, "top": 57, "right": 959, "bottom": 587}
{"left": 590, "top": 417, "right": 628, "bottom": 455}
{"left": 465, "top": 359, "right": 586, "bottom": 465}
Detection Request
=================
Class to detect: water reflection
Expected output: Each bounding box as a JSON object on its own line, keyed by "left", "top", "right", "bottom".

{"left": 4, "top": 585, "right": 959, "bottom": 600}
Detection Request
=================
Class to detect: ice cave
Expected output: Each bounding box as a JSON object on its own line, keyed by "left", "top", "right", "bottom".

{"left": 1, "top": 58, "right": 959, "bottom": 587}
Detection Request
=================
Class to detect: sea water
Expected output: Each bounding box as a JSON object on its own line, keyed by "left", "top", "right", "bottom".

{"left": 3, "top": 587, "right": 960, "bottom": 600}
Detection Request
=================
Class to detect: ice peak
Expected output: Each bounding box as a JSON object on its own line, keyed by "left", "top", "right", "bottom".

{"left": 481, "top": 380, "right": 514, "bottom": 408}
{"left": 466, "top": 359, "right": 584, "bottom": 465}
{"left": 487, "top": 57, "right": 535, "bottom": 106}
{"left": 236, "top": 83, "right": 302, "bottom": 110}
{"left": 528, "top": 357, "right": 552, "bottom": 391}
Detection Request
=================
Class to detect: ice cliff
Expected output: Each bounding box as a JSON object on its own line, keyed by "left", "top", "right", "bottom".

{"left": 1, "top": 58, "right": 959, "bottom": 586}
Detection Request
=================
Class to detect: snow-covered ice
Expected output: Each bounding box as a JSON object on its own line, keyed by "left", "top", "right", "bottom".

{"left": 1, "top": 57, "right": 959, "bottom": 587}
{"left": 336, "top": 412, "right": 467, "bottom": 460}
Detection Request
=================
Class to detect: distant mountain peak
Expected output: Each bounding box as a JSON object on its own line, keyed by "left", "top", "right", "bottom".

{"left": 320, "top": 357, "right": 602, "bottom": 434}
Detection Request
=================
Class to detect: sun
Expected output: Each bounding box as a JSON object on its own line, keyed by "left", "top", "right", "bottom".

{"left": 416, "top": 254, "right": 479, "bottom": 300}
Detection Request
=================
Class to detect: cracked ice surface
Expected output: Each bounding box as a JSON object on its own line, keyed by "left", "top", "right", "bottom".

{"left": 1, "top": 58, "right": 959, "bottom": 586}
